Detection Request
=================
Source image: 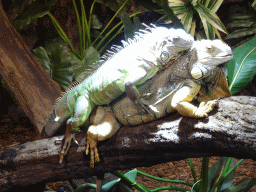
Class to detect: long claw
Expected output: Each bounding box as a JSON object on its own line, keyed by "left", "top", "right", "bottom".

{"left": 59, "top": 131, "right": 78, "bottom": 163}
{"left": 86, "top": 126, "right": 100, "bottom": 168}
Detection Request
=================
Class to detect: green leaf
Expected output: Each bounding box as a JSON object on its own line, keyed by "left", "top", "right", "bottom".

{"left": 222, "top": 178, "right": 256, "bottom": 192}
{"left": 161, "top": 0, "right": 184, "bottom": 29}
{"left": 225, "top": 27, "right": 256, "bottom": 39}
{"left": 226, "top": 20, "right": 254, "bottom": 29}
{"left": 33, "top": 47, "right": 52, "bottom": 75}
{"left": 119, "top": 169, "right": 138, "bottom": 192}
{"left": 12, "top": 1, "right": 54, "bottom": 29}
{"left": 207, "top": 157, "right": 235, "bottom": 191}
{"left": 194, "top": 3, "right": 227, "bottom": 34}
{"left": 74, "top": 183, "right": 97, "bottom": 192}
{"left": 120, "top": 12, "right": 135, "bottom": 40}
{"left": 181, "top": 9, "right": 194, "bottom": 33}
{"left": 102, "top": 178, "right": 121, "bottom": 191}
{"left": 133, "top": 16, "right": 144, "bottom": 32}
{"left": 33, "top": 42, "right": 73, "bottom": 91}
{"left": 226, "top": 36, "right": 256, "bottom": 94}
{"left": 91, "top": 14, "right": 102, "bottom": 29}
{"left": 102, "top": 169, "right": 137, "bottom": 192}
{"left": 207, "top": 0, "right": 223, "bottom": 12}
{"left": 72, "top": 46, "right": 100, "bottom": 80}
{"left": 199, "top": 157, "right": 209, "bottom": 192}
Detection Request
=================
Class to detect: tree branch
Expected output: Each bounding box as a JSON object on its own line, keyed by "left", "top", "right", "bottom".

{"left": 0, "top": 0, "right": 62, "bottom": 133}
{"left": 0, "top": 96, "right": 256, "bottom": 191}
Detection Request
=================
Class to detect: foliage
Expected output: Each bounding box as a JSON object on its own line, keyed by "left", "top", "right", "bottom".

{"left": 33, "top": 41, "right": 100, "bottom": 90}
{"left": 71, "top": 158, "right": 256, "bottom": 192}
{"left": 74, "top": 169, "right": 137, "bottom": 192}
{"left": 93, "top": 0, "right": 227, "bottom": 39}
{"left": 226, "top": 36, "right": 256, "bottom": 95}
{"left": 33, "top": 41, "right": 73, "bottom": 90}
{"left": 225, "top": 0, "right": 256, "bottom": 47}
{"left": 155, "top": 0, "right": 227, "bottom": 39}
{"left": 12, "top": 0, "right": 56, "bottom": 30}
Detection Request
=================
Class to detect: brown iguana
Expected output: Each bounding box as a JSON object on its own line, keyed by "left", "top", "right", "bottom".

{"left": 85, "top": 39, "right": 233, "bottom": 168}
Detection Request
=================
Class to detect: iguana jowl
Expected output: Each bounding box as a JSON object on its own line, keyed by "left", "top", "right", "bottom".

{"left": 42, "top": 25, "right": 194, "bottom": 163}
{"left": 86, "top": 39, "right": 233, "bottom": 168}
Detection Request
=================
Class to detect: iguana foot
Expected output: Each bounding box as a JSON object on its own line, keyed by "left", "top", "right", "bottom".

{"left": 59, "top": 127, "right": 79, "bottom": 163}
{"left": 86, "top": 125, "right": 100, "bottom": 168}
{"left": 195, "top": 100, "right": 218, "bottom": 118}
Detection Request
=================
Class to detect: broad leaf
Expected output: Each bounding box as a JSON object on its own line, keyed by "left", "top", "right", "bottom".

{"left": 101, "top": 169, "right": 137, "bottom": 192}
{"left": 33, "top": 42, "right": 73, "bottom": 91}
{"left": 222, "top": 178, "right": 256, "bottom": 192}
{"left": 225, "top": 28, "right": 256, "bottom": 39}
{"left": 226, "top": 36, "right": 256, "bottom": 94}
{"left": 195, "top": 3, "right": 227, "bottom": 34}
{"left": 119, "top": 169, "right": 138, "bottom": 192}
{"left": 181, "top": 9, "right": 193, "bottom": 33}
{"left": 120, "top": 12, "right": 135, "bottom": 40}
{"left": 72, "top": 46, "right": 100, "bottom": 80}
{"left": 207, "top": 0, "right": 223, "bottom": 13}
{"left": 207, "top": 157, "right": 235, "bottom": 191}
{"left": 12, "top": 0, "right": 55, "bottom": 29}
{"left": 161, "top": 0, "right": 184, "bottom": 29}
{"left": 121, "top": 13, "right": 143, "bottom": 41}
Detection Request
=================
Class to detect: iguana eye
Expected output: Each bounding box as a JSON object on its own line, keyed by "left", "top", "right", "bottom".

{"left": 206, "top": 45, "right": 215, "bottom": 53}
{"left": 172, "top": 36, "right": 179, "bottom": 41}
{"left": 160, "top": 51, "right": 169, "bottom": 62}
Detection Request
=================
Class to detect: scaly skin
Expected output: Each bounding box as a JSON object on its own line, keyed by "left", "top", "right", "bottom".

{"left": 42, "top": 25, "right": 194, "bottom": 163}
{"left": 86, "top": 39, "right": 233, "bottom": 168}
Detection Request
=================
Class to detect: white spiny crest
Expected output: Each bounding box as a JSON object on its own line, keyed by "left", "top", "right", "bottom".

{"left": 100, "top": 24, "right": 194, "bottom": 67}
{"left": 193, "top": 39, "right": 233, "bottom": 65}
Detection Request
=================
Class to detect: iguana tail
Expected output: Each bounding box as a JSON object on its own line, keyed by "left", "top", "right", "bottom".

{"left": 41, "top": 108, "right": 69, "bottom": 138}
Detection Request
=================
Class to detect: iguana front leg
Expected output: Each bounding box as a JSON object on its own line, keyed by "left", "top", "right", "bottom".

{"left": 60, "top": 95, "right": 95, "bottom": 163}
{"left": 124, "top": 65, "right": 158, "bottom": 114}
{"left": 171, "top": 79, "right": 218, "bottom": 118}
{"left": 86, "top": 106, "right": 121, "bottom": 168}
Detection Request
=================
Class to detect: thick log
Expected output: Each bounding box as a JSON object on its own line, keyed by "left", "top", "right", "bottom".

{"left": 0, "top": 96, "right": 256, "bottom": 191}
{"left": 0, "top": 1, "right": 62, "bottom": 132}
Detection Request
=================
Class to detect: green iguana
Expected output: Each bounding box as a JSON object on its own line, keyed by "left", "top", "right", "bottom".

{"left": 85, "top": 39, "right": 233, "bottom": 168}
{"left": 42, "top": 25, "right": 194, "bottom": 163}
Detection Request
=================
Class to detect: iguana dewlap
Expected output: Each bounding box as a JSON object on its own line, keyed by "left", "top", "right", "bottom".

{"left": 42, "top": 25, "right": 194, "bottom": 164}
{"left": 86, "top": 39, "right": 233, "bottom": 168}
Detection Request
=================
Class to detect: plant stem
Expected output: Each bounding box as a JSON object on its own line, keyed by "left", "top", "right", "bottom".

{"left": 137, "top": 170, "right": 193, "bottom": 187}
{"left": 188, "top": 158, "right": 198, "bottom": 184}
{"left": 80, "top": 0, "right": 89, "bottom": 55}
{"left": 151, "top": 186, "right": 189, "bottom": 192}
{"left": 92, "top": 0, "right": 130, "bottom": 47}
{"left": 47, "top": 12, "right": 82, "bottom": 60}
{"left": 199, "top": 157, "right": 209, "bottom": 192}
{"left": 71, "top": 0, "right": 82, "bottom": 56}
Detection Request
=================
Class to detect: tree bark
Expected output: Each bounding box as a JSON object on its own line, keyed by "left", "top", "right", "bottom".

{"left": 0, "top": 96, "right": 255, "bottom": 191}
{"left": 0, "top": 0, "right": 62, "bottom": 133}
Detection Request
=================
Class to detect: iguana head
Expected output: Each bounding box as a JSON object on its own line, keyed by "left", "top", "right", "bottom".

{"left": 151, "top": 27, "right": 194, "bottom": 67}
{"left": 193, "top": 39, "right": 233, "bottom": 65}
{"left": 188, "top": 39, "right": 233, "bottom": 101}
{"left": 190, "top": 39, "right": 233, "bottom": 80}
